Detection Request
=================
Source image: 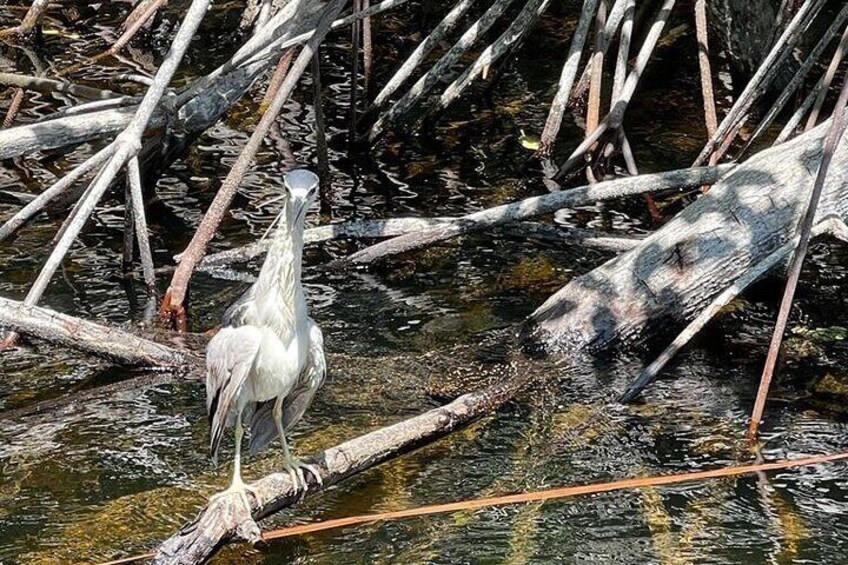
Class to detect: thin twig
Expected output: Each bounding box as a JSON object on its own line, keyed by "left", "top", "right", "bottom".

{"left": 362, "top": 0, "right": 372, "bottom": 99}
{"left": 127, "top": 156, "right": 156, "bottom": 294}
{"left": 122, "top": 180, "right": 135, "bottom": 274}
{"left": 807, "top": 22, "right": 848, "bottom": 130}
{"left": 349, "top": 0, "right": 362, "bottom": 144}
{"left": 3, "top": 87, "right": 24, "bottom": 128}
{"left": 694, "top": 0, "right": 717, "bottom": 138}
{"left": 538, "top": 0, "right": 600, "bottom": 155}
{"left": 259, "top": 47, "right": 294, "bottom": 113}
{"left": 433, "top": 0, "right": 553, "bottom": 113}
{"left": 556, "top": 0, "right": 676, "bottom": 178}
{"left": 0, "top": 72, "right": 118, "bottom": 100}
{"left": 585, "top": 0, "right": 608, "bottom": 142}
{"left": 748, "top": 73, "right": 848, "bottom": 443}
{"left": 161, "top": 0, "right": 347, "bottom": 330}
{"left": 567, "top": 0, "right": 629, "bottom": 105}
{"left": 338, "top": 164, "right": 731, "bottom": 266}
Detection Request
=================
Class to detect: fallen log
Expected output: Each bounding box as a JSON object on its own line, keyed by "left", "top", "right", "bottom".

{"left": 522, "top": 121, "right": 848, "bottom": 357}
{"left": 0, "top": 296, "right": 194, "bottom": 369}
{"left": 153, "top": 364, "right": 526, "bottom": 564}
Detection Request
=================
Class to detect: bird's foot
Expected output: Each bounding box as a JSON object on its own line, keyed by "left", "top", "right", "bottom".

{"left": 284, "top": 457, "right": 323, "bottom": 495}
{"left": 209, "top": 478, "right": 260, "bottom": 511}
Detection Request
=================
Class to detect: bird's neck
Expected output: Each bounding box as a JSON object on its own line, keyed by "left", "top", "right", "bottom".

{"left": 254, "top": 219, "right": 306, "bottom": 333}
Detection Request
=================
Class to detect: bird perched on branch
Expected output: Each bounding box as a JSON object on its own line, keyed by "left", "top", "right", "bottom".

{"left": 206, "top": 169, "right": 325, "bottom": 507}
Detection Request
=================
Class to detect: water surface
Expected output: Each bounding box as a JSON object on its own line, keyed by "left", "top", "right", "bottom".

{"left": 2, "top": 3, "right": 848, "bottom": 564}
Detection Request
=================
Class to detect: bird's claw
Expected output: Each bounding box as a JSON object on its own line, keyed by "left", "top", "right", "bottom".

{"left": 284, "top": 457, "right": 323, "bottom": 496}
{"left": 209, "top": 479, "right": 260, "bottom": 511}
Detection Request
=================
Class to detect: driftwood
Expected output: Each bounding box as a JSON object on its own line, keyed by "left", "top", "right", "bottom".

{"left": 619, "top": 217, "right": 848, "bottom": 402}
{"left": 0, "top": 297, "right": 192, "bottom": 369}
{"left": 339, "top": 164, "right": 732, "bottom": 266}
{"left": 153, "top": 366, "right": 527, "bottom": 564}
{"left": 0, "top": 295, "right": 527, "bottom": 564}
{"left": 523, "top": 121, "right": 848, "bottom": 358}
{"left": 195, "top": 218, "right": 639, "bottom": 270}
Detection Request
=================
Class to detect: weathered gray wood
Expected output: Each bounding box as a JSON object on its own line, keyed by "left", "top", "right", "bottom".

{"left": 0, "top": 297, "right": 193, "bottom": 368}
{"left": 524, "top": 121, "right": 848, "bottom": 357}
{"left": 152, "top": 363, "right": 525, "bottom": 565}
{"left": 341, "top": 164, "right": 733, "bottom": 265}
{"left": 0, "top": 0, "right": 410, "bottom": 161}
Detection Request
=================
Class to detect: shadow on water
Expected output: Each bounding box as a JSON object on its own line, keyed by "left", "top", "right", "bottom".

{"left": 3, "top": 2, "right": 848, "bottom": 564}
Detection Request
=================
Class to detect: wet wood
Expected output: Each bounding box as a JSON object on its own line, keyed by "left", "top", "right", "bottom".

{"left": 153, "top": 364, "right": 528, "bottom": 564}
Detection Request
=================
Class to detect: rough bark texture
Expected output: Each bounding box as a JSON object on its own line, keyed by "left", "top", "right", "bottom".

{"left": 523, "top": 122, "right": 848, "bottom": 356}
{"left": 153, "top": 365, "right": 525, "bottom": 564}
{"left": 0, "top": 297, "right": 194, "bottom": 369}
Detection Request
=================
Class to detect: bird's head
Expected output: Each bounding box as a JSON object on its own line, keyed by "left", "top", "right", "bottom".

{"left": 283, "top": 169, "right": 320, "bottom": 227}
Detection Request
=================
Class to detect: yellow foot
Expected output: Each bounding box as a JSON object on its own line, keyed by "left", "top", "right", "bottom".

{"left": 284, "top": 457, "right": 323, "bottom": 494}
{"left": 209, "top": 479, "right": 260, "bottom": 511}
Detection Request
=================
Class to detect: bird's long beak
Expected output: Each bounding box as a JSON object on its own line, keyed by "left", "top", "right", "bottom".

{"left": 283, "top": 169, "right": 320, "bottom": 227}
{"left": 293, "top": 197, "right": 310, "bottom": 226}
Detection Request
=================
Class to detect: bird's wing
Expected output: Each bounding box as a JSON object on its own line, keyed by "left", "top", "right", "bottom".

{"left": 284, "top": 321, "right": 326, "bottom": 431}
{"left": 248, "top": 320, "right": 325, "bottom": 455}
{"left": 206, "top": 324, "right": 262, "bottom": 464}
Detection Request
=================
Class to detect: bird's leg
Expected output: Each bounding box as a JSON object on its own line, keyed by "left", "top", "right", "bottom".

{"left": 273, "top": 397, "right": 323, "bottom": 493}
{"left": 209, "top": 412, "right": 260, "bottom": 509}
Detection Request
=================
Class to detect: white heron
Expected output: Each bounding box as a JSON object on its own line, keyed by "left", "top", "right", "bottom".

{"left": 206, "top": 169, "right": 325, "bottom": 507}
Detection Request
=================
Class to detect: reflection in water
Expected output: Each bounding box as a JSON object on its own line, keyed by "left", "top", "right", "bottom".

{"left": 3, "top": 3, "right": 848, "bottom": 565}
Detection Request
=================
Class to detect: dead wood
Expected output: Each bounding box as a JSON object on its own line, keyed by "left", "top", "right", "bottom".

{"left": 336, "top": 165, "right": 731, "bottom": 267}
{"left": 524, "top": 121, "right": 848, "bottom": 360}
{"left": 0, "top": 297, "right": 193, "bottom": 369}
{"left": 153, "top": 364, "right": 527, "bottom": 564}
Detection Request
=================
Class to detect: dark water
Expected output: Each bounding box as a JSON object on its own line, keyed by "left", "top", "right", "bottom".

{"left": 3, "top": 2, "right": 848, "bottom": 564}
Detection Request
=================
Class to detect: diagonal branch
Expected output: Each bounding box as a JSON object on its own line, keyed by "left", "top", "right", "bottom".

{"left": 159, "top": 0, "right": 347, "bottom": 331}
{"left": 747, "top": 73, "right": 848, "bottom": 442}
{"left": 153, "top": 363, "right": 529, "bottom": 565}
{"left": 336, "top": 164, "right": 731, "bottom": 266}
